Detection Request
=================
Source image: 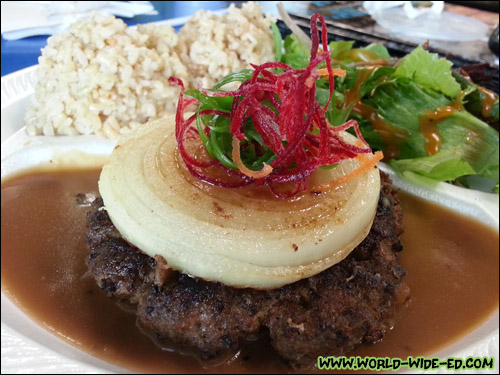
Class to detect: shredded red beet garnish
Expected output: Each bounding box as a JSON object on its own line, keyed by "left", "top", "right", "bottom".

{"left": 168, "top": 14, "right": 379, "bottom": 198}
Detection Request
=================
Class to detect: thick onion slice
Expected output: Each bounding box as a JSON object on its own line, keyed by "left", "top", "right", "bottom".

{"left": 99, "top": 116, "right": 381, "bottom": 289}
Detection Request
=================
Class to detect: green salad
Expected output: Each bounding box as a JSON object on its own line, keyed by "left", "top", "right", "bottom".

{"left": 274, "top": 28, "right": 499, "bottom": 193}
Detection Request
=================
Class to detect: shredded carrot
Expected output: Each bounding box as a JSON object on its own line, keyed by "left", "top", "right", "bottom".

{"left": 317, "top": 67, "right": 346, "bottom": 77}
{"left": 315, "top": 151, "right": 384, "bottom": 191}
{"left": 231, "top": 137, "right": 273, "bottom": 179}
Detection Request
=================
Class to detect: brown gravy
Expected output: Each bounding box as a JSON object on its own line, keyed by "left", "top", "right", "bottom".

{"left": 1, "top": 168, "right": 499, "bottom": 373}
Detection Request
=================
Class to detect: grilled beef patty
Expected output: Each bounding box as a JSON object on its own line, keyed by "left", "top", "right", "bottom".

{"left": 86, "top": 173, "right": 410, "bottom": 368}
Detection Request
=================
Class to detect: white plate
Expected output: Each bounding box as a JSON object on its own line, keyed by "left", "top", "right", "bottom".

{"left": 1, "top": 64, "right": 499, "bottom": 374}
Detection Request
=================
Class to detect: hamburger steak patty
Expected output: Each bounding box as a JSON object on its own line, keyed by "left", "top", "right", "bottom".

{"left": 86, "top": 173, "right": 410, "bottom": 368}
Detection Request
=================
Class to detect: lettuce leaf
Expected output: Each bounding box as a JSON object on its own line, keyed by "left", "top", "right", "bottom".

{"left": 329, "top": 41, "right": 390, "bottom": 62}
{"left": 329, "top": 41, "right": 355, "bottom": 60}
{"left": 316, "top": 86, "right": 352, "bottom": 127}
{"left": 389, "top": 149, "right": 476, "bottom": 184}
{"left": 453, "top": 70, "right": 499, "bottom": 123}
{"left": 271, "top": 23, "right": 283, "bottom": 62}
{"left": 281, "top": 34, "right": 310, "bottom": 69}
{"left": 363, "top": 43, "right": 391, "bottom": 59}
{"left": 266, "top": 29, "right": 499, "bottom": 191}
{"left": 394, "top": 45, "right": 461, "bottom": 98}
{"left": 363, "top": 78, "right": 451, "bottom": 159}
{"left": 363, "top": 80, "right": 499, "bottom": 188}
{"left": 441, "top": 111, "right": 499, "bottom": 184}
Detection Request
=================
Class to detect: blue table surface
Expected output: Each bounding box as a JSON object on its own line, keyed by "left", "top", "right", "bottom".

{"left": 1, "top": 1, "right": 280, "bottom": 77}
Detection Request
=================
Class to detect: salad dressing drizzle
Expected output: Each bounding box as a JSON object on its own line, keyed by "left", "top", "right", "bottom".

{"left": 352, "top": 101, "right": 409, "bottom": 160}
{"left": 343, "top": 66, "right": 374, "bottom": 105}
{"left": 418, "top": 93, "right": 464, "bottom": 156}
{"left": 477, "top": 86, "right": 498, "bottom": 118}
{"left": 346, "top": 67, "right": 409, "bottom": 160}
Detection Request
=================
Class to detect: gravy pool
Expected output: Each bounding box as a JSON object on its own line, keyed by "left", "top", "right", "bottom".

{"left": 1, "top": 168, "right": 498, "bottom": 373}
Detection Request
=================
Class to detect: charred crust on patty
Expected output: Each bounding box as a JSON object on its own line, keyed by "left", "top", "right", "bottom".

{"left": 86, "top": 173, "right": 410, "bottom": 369}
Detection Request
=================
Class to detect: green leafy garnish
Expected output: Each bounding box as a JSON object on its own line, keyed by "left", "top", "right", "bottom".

{"left": 363, "top": 43, "right": 391, "bottom": 59}
{"left": 271, "top": 22, "right": 283, "bottom": 62}
{"left": 278, "top": 33, "right": 499, "bottom": 192}
{"left": 213, "top": 69, "right": 254, "bottom": 90}
{"left": 394, "top": 45, "right": 461, "bottom": 98}
{"left": 282, "top": 34, "right": 310, "bottom": 69}
{"left": 329, "top": 41, "right": 355, "bottom": 60}
{"left": 185, "top": 89, "right": 233, "bottom": 112}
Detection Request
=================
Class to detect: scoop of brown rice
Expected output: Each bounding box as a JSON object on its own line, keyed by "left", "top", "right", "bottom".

{"left": 24, "top": 2, "right": 275, "bottom": 138}
{"left": 175, "top": 1, "right": 276, "bottom": 89}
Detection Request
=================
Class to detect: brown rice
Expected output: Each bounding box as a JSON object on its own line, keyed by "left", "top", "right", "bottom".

{"left": 24, "top": 2, "right": 275, "bottom": 138}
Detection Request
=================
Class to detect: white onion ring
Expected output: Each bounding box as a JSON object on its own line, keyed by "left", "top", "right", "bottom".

{"left": 99, "top": 116, "right": 380, "bottom": 289}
